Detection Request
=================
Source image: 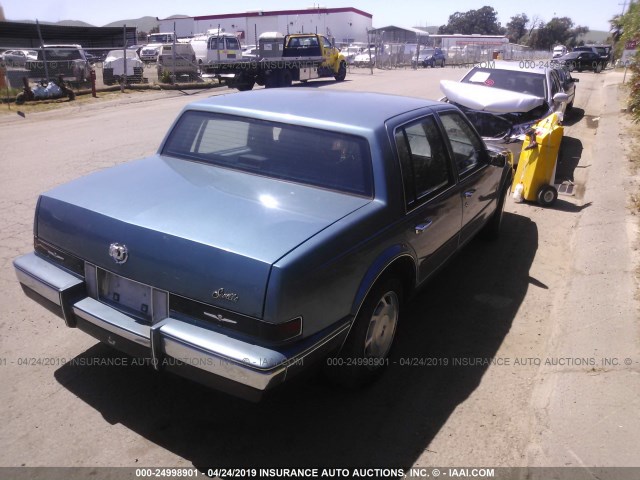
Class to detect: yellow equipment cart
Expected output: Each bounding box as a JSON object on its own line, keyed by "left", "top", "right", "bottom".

{"left": 512, "top": 113, "right": 563, "bottom": 207}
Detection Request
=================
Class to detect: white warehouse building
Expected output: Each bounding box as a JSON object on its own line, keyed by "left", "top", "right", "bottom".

{"left": 158, "top": 7, "right": 372, "bottom": 45}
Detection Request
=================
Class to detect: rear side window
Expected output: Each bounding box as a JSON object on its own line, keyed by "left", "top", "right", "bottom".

{"left": 162, "top": 111, "right": 373, "bottom": 197}
{"left": 395, "top": 116, "right": 453, "bottom": 208}
{"left": 438, "top": 111, "right": 485, "bottom": 176}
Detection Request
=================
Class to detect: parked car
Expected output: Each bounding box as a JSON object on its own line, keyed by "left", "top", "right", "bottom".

{"left": 413, "top": 47, "right": 446, "bottom": 68}
{"left": 591, "top": 45, "right": 612, "bottom": 68}
{"left": 340, "top": 45, "right": 362, "bottom": 65}
{"left": 13, "top": 89, "right": 513, "bottom": 401}
{"left": 573, "top": 45, "right": 611, "bottom": 68}
{"left": 83, "top": 51, "right": 99, "bottom": 65}
{"left": 156, "top": 43, "right": 198, "bottom": 80}
{"left": 552, "top": 66, "right": 579, "bottom": 110}
{"left": 552, "top": 45, "right": 567, "bottom": 58}
{"left": 241, "top": 46, "right": 259, "bottom": 60}
{"left": 140, "top": 32, "right": 176, "bottom": 62}
{"left": 26, "top": 45, "right": 90, "bottom": 83}
{"left": 1, "top": 49, "right": 37, "bottom": 67}
{"left": 353, "top": 48, "right": 375, "bottom": 67}
{"left": 102, "top": 49, "right": 144, "bottom": 85}
{"left": 440, "top": 61, "right": 573, "bottom": 163}
{"left": 555, "top": 51, "right": 604, "bottom": 73}
{"left": 574, "top": 45, "right": 611, "bottom": 67}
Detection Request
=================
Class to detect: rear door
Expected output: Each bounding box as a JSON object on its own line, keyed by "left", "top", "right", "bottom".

{"left": 393, "top": 115, "right": 462, "bottom": 283}
{"left": 437, "top": 110, "right": 501, "bottom": 245}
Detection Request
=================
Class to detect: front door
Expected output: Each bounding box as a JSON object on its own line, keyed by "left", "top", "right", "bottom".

{"left": 438, "top": 110, "right": 501, "bottom": 245}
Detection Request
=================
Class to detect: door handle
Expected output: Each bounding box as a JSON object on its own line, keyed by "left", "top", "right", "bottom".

{"left": 463, "top": 190, "right": 476, "bottom": 198}
{"left": 415, "top": 220, "right": 433, "bottom": 235}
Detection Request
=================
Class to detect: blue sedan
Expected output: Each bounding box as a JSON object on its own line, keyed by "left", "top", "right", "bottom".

{"left": 14, "top": 89, "right": 513, "bottom": 401}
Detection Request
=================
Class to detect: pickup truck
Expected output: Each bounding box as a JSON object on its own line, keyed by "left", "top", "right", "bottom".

{"left": 13, "top": 90, "right": 513, "bottom": 401}
{"left": 206, "top": 33, "right": 347, "bottom": 90}
{"left": 26, "top": 44, "right": 90, "bottom": 83}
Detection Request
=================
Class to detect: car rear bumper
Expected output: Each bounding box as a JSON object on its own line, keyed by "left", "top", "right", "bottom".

{"left": 14, "top": 252, "right": 351, "bottom": 401}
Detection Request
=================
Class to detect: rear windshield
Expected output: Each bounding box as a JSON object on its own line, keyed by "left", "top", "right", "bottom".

{"left": 149, "top": 34, "right": 173, "bottom": 43}
{"left": 208, "top": 37, "right": 241, "bottom": 50}
{"left": 162, "top": 111, "right": 373, "bottom": 197}
{"left": 39, "top": 48, "right": 82, "bottom": 60}
{"left": 461, "top": 67, "right": 546, "bottom": 98}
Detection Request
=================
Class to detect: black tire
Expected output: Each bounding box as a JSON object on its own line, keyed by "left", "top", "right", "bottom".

{"left": 326, "top": 277, "right": 403, "bottom": 388}
{"left": 264, "top": 70, "right": 281, "bottom": 88}
{"left": 595, "top": 63, "right": 603, "bottom": 73}
{"left": 440, "top": 59, "right": 446, "bottom": 68}
{"left": 537, "top": 185, "right": 558, "bottom": 207}
{"left": 567, "top": 99, "right": 574, "bottom": 111}
{"left": 568, "top": 63, "right": 575, "bottom": 72}
{"left": 481, "top": 185, "right": 508, "bottom": 240}
{"left": 334, "top": 61, "right": 347, "bottom": 81}
{"left": 236, "top": 80, "right": 255, "bottom": 91}
{"left": 281, "top": 69, "right": 293, "bottom": 87}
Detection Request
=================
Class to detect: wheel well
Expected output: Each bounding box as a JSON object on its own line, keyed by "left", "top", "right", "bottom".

{"left": 378, "top": 256, "right": 416, "bottom": 302}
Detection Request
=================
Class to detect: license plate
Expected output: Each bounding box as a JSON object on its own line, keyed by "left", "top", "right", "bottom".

{"left": 98, "top": 269, "right": 152, "bottom": 321}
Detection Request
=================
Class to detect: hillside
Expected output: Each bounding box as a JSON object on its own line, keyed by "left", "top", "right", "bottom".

{"left": 102, "top": 16, "right": 159, "bottom": 32}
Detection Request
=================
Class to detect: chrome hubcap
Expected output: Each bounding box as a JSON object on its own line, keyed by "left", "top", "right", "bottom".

{"left": 364, "top": 290, "right": 399, "bottom": 359}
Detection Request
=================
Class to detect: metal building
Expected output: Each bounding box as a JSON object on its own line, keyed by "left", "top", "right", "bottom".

{"left": 158, "top": 7, "right": 372, "bottom": 46}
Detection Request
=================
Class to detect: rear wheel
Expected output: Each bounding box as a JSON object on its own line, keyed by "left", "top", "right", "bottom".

{"left": 236, "top": 80, "right": 255, "bottom": 91}
{"left": 537, "top": 185, "right": 558, "bottom": 207}
{"left": 595, "top": 63, "right": 603, "bottom": 73}
{"left": 265, "top": 70, "right": 281, "bottom": 88}
{"left": 281, "top": 69, "right": 293, "bottom": 87}
{"left": 327, "top": 277, "right": 402, "bottom": 388}
{"left": 440, "top": 59, "right": 446, "bottom": 67}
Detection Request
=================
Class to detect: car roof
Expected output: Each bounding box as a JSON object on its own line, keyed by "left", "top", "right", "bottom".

{"left": 186, "top": 89, "right": 442, "bottom": 132}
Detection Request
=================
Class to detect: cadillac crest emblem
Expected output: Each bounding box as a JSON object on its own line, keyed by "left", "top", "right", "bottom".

{"left": 109, "top": 243, "right": 129, "bottom": 264}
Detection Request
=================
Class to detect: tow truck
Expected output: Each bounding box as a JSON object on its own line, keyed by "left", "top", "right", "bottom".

{"left": 204, "top": 32, "right": 347, "bottom": 90}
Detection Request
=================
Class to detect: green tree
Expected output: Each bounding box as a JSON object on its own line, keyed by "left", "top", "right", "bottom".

{"left": 618, "top": 1, "right": 640, "bottom": 121}
{"left": 438, "top": 6, "right": 506, "bottom": 35}
{"left": 505, "top": 13, "right": 529, "bottom": 43}
{"left": 527, "top": 17, "right": 589, "bottom": 49}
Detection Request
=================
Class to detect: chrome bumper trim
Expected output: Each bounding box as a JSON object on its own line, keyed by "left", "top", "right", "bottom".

{"left": 159, "top": 319, "right": 288, "bottom": 390}
{"left": 13, "top": 253, "right": 85, "bottom": 326}
{"left": 73, "top": 297, "right": 151, "bottom": 348}
{"left": 14, "top": 252, "right": 347, "bottom": 394}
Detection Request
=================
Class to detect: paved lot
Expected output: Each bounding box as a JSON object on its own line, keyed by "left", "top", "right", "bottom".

{"left": 0, "top": 66, "right": 638, "bottom": 472}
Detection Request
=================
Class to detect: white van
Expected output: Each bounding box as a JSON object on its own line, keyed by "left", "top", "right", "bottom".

{"left": 553, "top": 45, "right": 567, "bottom": 58}
{"left": 190, "top": 29, "right": 242, "bottom": 66}
{"left": 156, "top": 43, "right": 198, "bottom": 80}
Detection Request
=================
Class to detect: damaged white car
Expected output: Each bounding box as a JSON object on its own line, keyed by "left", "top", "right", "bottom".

{"left": 440, "top": 61, "right": 576, "bottom": 163}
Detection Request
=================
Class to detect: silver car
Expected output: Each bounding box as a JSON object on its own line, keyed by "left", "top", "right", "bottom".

{"left": 440, "top": 61, "right": 575, "bottom": 163}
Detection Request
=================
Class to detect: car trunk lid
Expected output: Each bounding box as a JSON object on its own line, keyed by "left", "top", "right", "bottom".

{"left": 36, "top": 155, "right": 371, "bottom": 318}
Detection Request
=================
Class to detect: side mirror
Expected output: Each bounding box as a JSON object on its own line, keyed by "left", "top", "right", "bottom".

{"left": 487, "top": 149, "right": 511, "bottom": 168}
{"left": 553, "top": 92, "right": 569, "bottom": 104}
{"left": 571, "top": 78, "right": 580, "bottom": 83}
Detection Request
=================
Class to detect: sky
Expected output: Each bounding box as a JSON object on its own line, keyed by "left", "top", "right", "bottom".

{"left": 1, "top": 0, "right": 623, "bottom": 32}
